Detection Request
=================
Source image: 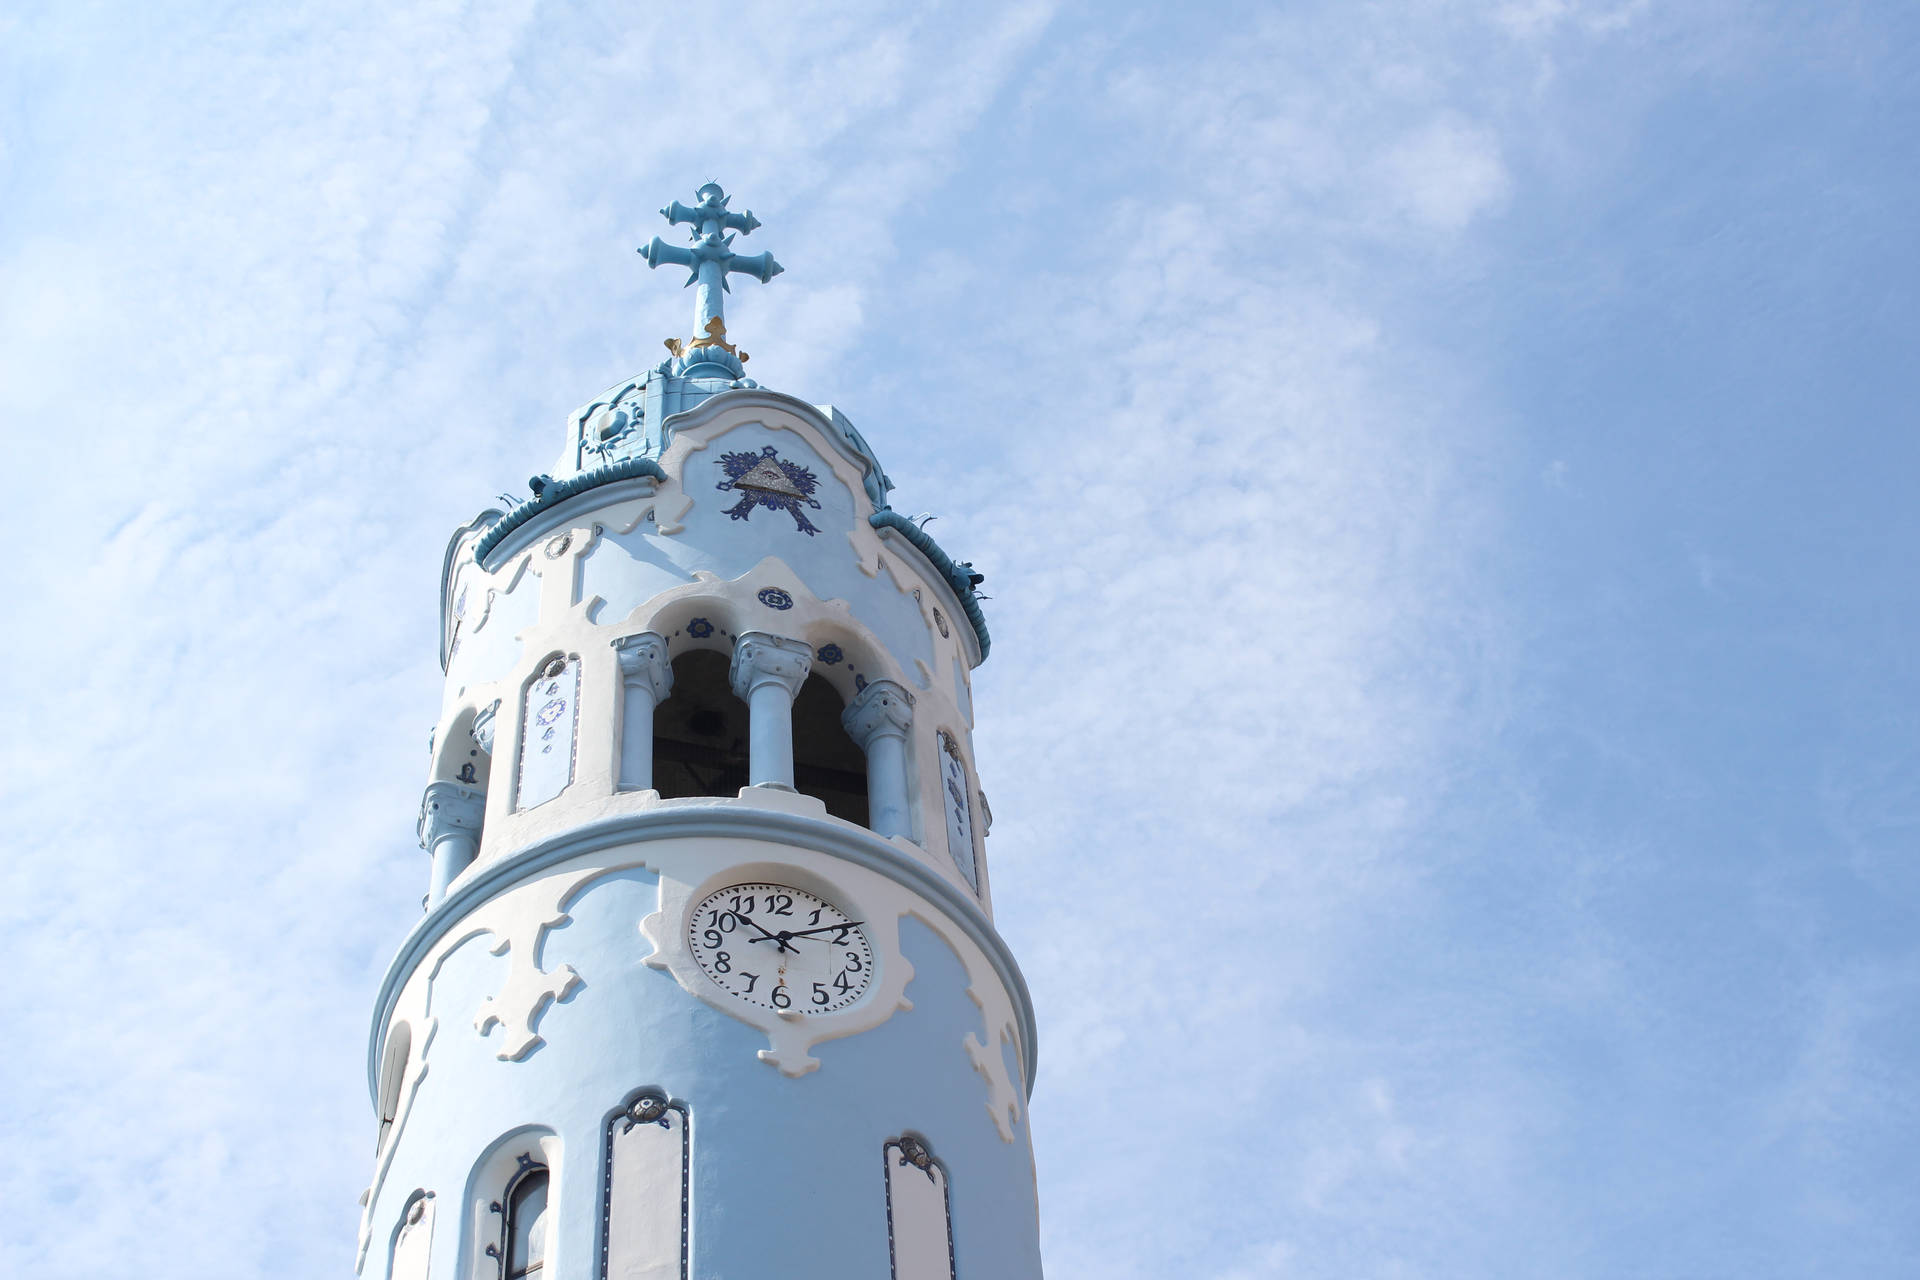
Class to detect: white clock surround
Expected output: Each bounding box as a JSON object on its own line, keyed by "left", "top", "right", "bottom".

{"left": 684, "top": 879, "right": 878, "bottom": 1016}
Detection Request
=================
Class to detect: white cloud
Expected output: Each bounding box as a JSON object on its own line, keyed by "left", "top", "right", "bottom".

{"left": 1377, "top": 116, "right": 1512, "bottom": 233}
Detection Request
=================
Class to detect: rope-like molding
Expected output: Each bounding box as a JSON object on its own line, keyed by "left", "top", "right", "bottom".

{"left": 868, "top": 510, "right": 991, "bottom": 660}
{"left": 475, "top": 457, "right": 670, "bottom": 563}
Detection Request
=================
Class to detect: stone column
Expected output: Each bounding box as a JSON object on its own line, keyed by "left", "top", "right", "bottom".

{"left": 613, "top": 632, "right": 674, "bottom": 792}
{"left": 729, "top": 632, "right": 813, "bottom": 789}
{"left": 419, "top": 781, "right": 486, "bottom": 908}
{"left": 843, "top": 679, "right": 915, "bottom": 839}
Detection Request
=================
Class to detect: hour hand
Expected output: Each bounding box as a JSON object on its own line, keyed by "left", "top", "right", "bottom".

{"left": 732, "top": 912, "right": 797, "bottom": 953}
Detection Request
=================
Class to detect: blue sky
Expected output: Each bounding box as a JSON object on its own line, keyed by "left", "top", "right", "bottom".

{"left": 3, "top": 1, "right": 1917, "bottom": 1276}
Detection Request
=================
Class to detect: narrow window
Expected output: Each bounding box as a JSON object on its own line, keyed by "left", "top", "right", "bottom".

{"left": 883, "top": 1134, "right": 955, "bottom": 1280}
{"left": 792, "top": 674, "right": 868, "bottom": 827}
{"left": 653, "top": 651, "right": 749, "bottom": 799}
{"left": 600, "top": 1091, "right": 689, "bottom": 1279}
{"left": 376, "top": 1022, "right": 412, "bottom": 1153}
{"left": 390, "top": 1191, "right": 435, "bottom": 1280}
{"left": 517, "top": 656, "right": 580, "bottom": 811}
{"left": 489, "top": 1155, "right": 550, "bottom": 1279}
{"left": 938, "top": 733, "right": 979, "bottom": 890}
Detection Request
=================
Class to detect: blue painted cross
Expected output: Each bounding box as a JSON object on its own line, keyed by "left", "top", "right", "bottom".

{"left": 639, "top": 183, "right": 783, "bottom": 355}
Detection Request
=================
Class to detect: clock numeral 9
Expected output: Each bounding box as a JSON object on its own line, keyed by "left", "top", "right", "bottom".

{"left": 703, "top": 928, "right": 724, "bottom": 949}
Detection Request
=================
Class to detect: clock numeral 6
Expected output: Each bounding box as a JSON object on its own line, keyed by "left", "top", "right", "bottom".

{"left": 770, "top": 985, "right": 791, "bottom": 1010}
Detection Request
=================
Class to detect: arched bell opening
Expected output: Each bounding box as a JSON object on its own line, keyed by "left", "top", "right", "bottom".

{"left": 792, "top": 673, "right": 869, "bottom": 827}
{"left": 653, "top": 650, "right": 749, "bottom": 799}
{"left": 434, "top": 704, "right": 493, "bottom": 791}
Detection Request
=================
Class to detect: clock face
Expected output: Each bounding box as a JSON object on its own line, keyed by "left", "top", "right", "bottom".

{"left": 688, "top": 882, "right": 875, "bottom": 1015}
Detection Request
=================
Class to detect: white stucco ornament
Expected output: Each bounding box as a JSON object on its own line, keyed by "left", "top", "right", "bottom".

{"left": 473, "top": 910, "right": 582, "bottom": 1061}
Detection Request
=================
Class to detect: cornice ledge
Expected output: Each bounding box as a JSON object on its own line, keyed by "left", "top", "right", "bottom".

{"left": 475, "top": 456, "right": 669, "bottom": 566}
{"left": 366, "top": 801, "right": 1037, "bottom": 1104}
{"left": 869, "top": 511, "right": 991, "bottom": 662}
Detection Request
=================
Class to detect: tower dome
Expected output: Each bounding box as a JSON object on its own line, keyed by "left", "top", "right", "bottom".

{"left": 358, "top": 185, "right": 1039, "bottom": 1280}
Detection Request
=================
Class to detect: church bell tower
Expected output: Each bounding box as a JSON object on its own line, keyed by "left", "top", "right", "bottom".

{"left": 356, "top": 184, "right": 1043, "bottom": 1280}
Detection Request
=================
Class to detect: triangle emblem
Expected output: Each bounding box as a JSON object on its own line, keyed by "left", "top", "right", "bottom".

{"left": 734, "top": 458, "right": 803, "bottom": 497}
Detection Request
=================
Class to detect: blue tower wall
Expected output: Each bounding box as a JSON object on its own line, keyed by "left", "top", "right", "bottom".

{"left": 361, "top": 376, "right": 1039, "bottom": 1278}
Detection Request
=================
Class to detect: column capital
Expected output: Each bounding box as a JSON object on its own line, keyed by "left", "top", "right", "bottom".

{"left": 418, "top": 781, "right": 485, "bottom": 850}
{"left": 729, "top": 632, "right": 813, "bottom": 701}
{"left": 472, "top": 699, "right": 501, "bottom": 754}
{"left": 613, "top": 631, "right": 674, "bottom": 702}
{"left": 842, "top": 678, "right": 915, "bottom": 746}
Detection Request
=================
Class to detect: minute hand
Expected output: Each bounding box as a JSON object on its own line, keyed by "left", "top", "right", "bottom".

{"left": 784, "top": 921, "right": 866, "bottom": 939}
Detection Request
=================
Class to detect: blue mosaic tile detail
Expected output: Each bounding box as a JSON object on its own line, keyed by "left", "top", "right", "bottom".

{"left": 757, "top": 587, "right": 794, "bottom": 610}
{"left": 687, "top": 617, "right": 714, "bottom": 638}
{"left": 854, "top": 674, "right": 868, "bottom": 693}
{"left": 816, "top": 643, "right": 844, "bottom": 665}
{"left": 716, "top": 445, "right": 823, "bottom": 535}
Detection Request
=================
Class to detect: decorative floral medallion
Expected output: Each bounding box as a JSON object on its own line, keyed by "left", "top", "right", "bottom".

{"left": 816, "top": 643, "right": 844, "bottom": 665}
{"left": 687, "top": 618, "right": 714, "bottom": 639}
{"left": 544, "top": 533, "right": 572, "bottom": 559}
{"left": 757, "top": 587, "right": 794, "bottom": 610}
{"left": 716, "top": 445, "right": 823, "bottom": 535}
{"left": 621, "top": 1092, "right": 672, "bottom": 1132}
{"left": 584, "top": 392, "right": 642, "bottom": 463}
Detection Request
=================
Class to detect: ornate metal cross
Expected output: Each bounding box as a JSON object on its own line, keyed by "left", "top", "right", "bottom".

{"left": 639, "top": 182, "right": 782, "bottom": 359}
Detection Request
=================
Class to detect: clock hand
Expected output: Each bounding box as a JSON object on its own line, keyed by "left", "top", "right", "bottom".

{"left": 731, "top": 911, "right": 799, "bottom": 954}
{"left": 782, "top": 921, "right": 867, "bottom": 939}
